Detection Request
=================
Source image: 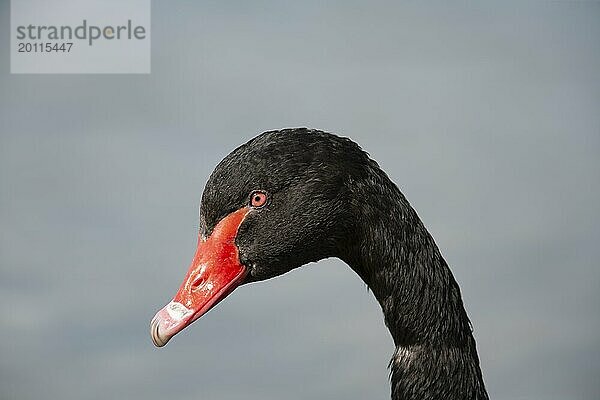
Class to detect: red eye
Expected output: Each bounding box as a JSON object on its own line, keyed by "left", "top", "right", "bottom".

{"left": 250, "top": 191, "right": 267, "bottom": 208}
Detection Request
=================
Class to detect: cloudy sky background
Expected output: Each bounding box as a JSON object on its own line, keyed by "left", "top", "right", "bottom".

{"left": 1, "top": 1, "right": 599, "bottom": 399}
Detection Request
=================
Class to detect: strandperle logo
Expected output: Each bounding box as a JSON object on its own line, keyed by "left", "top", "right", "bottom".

{"left": 11, "top": 0, "right": 151, "bottom": 74}
{"left": 15, "top": 20, "right": 147, "bottom": 46}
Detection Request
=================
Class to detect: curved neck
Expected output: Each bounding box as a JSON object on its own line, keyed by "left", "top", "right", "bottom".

{"left": 341, "top": 166, "right": 488, "bottom": 400}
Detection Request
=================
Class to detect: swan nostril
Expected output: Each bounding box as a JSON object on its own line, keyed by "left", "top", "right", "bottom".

{"left": 191, "top": 276, "right": 205, "bottom": 290}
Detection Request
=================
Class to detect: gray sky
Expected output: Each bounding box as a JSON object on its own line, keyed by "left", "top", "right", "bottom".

{"left": 1, "top": 1, "right": 599, "bottom": 399}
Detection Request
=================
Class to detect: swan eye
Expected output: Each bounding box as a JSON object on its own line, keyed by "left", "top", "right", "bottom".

{"left": 250, "top": 191, "right": 267, "bottom": 208}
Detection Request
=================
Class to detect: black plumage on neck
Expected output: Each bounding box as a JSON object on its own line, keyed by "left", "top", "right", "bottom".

{"left": 342, "top": 160, "right": 488, "bottom": 400}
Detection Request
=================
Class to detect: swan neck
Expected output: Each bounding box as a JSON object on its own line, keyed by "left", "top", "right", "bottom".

{"left": 342, "top": 167, "right": 488, "bottom": 400}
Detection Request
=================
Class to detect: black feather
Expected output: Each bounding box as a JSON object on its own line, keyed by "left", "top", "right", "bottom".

{"left": 200, "top": 128, "right": 488, "bottom": 400}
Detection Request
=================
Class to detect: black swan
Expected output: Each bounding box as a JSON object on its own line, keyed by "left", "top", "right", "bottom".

{"left": 151, "top": 128, "right": 489, "bottom": 400}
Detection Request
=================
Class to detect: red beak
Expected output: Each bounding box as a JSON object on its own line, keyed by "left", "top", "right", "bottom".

{"left": 151, "top": 207, "right": 250, "bottom": 347}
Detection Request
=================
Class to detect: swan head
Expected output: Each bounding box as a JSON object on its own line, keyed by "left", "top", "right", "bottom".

{"left": 151, "top": 128, "right": 367, "bottom": 347}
